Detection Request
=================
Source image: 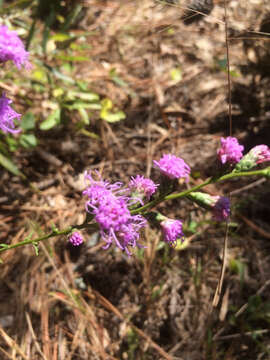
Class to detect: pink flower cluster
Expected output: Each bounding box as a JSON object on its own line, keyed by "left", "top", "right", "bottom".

{"left": 161, "top": 218, "right": 184, "bottom": 246}
{"left": 83, "top": 171, "right": 147, "bottom": 256}
{"left": 217, "top": 137, "right": 244, "bottom": 165}
{"left": 154, "top": 154, "right": 190, "bottom": 181}
{"left": 128, "top": 175, "right": 158, "bottom": 202}
{"left": 69, "top": 232, "right": 84, "bottom": 246}
{"left": 217, "top": 137, "right": 270, "bottom": 171}
{"left": 0, "top": 25, "right": 30, "bottom": 134}
{"left": 0, "top": 93, "right": 21, "bottom": 133}
{"left": 0, "top": 25, "right": 30, "bottom": 69}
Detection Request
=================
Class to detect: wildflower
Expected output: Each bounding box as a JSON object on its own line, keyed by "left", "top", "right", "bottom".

{"left": 69, "top": 231, "right": 84, "bottom": 246}
{"left": 217, "top": 137, "right": 244, "bottom": 165}
{"left": 235, "top": 145, "right": 270, "bottom": 172}
{"left": 188, "top": 192, "right": 230, "bottom": 221}
{"left": 212, "top": 196, "right": 230, "bottom": 221}
{"left": 154, "top": 154, "right": 190, "bottom": 181}
{"left": 0, "top": 25, "right": 30, "bottom": 69}
{"left": 128, "top": 175, "right": 158, "bottom": 203}
{"left": 83, "top": 171, "right": 147, "bottom": 255}
{"left": 0, "top": 93, "right": 21, "bottom": 133}
{"left": 160, "top": 217, "right": 185, "bottom": 246}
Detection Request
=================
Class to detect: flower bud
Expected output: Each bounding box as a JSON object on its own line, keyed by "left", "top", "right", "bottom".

{"left": 68, "top": 231, "right": 84, "bottom": 246}
{"left": 188, "top": 192, "right": 230, "bottom": 221}
{"left": 235, "top": 145, "right": 270, "bottom": 172}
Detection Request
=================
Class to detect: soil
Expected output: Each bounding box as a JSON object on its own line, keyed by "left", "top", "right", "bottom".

{"left": 1, "top": 0, "right": 270, "bottom": 359}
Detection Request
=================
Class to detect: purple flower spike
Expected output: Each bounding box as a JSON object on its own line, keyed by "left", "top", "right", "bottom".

{"left": 129, "top": 175, "right": 158, "bottom": 203}
{"left": 212, "top": 196, "right": 230, "bottom": 222}
{"left": 161, "top": 218, "right": 184, "bottom": 246}
{"left": 154, "top": 154, "right": 190, "bottom": 181}
{"left": 217, "top": 137, "right": 244, "bottom": 165}
{"left": 83, "top": 171, "right": 147, "bottom": 255}
{"left": 69, "top": 231, "right": 84, "bottom": 246}
{"left": 0, "top": 25, "right": 30, "bottom": 69}
{"left": 0, "top": 93, "right": 21, "bottom": 134}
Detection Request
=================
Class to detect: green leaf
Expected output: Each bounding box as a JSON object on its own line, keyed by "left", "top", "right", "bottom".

{"left": 78, "top": 108, "right": 90, "bottom": 125}
{"left": 170, "top": 67, "right": 182, "bottom": 82}
{"left": 0, "top": 152, "right": 25, "bottom": 178}
{"left": 50, "top": 33, "right": 71, "bottom": 42}
{"left": 0, "top": 244, "right": 9, "bottom": 249}
{"left": 52, "top": 88, "right": 64, "bottom": 98}
{"left": 76, "top": 81, "right": 88, "bottom": 91}
{"left": 109, "top": 68, "right": 128, "bottom": 87}
{"left": 79, "top": 128, "right": 99, "bottom": 139}
{"left": 100, "top": 110, "right": 126, "bottom": 123}
{"left": 100, "top": 99, "right": 125, "bottom": 122}
{"left": 21, "top": 112, "right": 35, "bottom": 131}
{"left": 32, "top": 242, "right": 39, "bottom": 256}
{"left": 19, "top": 134, "right": 38, "bottom": 148}
{"left": 55, "top": 54, "right": 90, "bottom": 62}
{"left": 187, "top": 220, "right": 198, "bottom": 233}
{"left": 32, "top": 68, "right": 47, "bottom": 83}
{"left": 40, "top": 108, "right": 61, "bottom": 130}
{"left": 66, "top": 91, "right": 99, "bottom": 102}
{"left": 64, "top": 102, "right": 101, "bottom": 110}
{"left": 5, "top": 136, "right": 18, "bottom": 152}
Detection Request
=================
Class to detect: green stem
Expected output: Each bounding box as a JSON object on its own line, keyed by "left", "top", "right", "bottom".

{"left": 1, "top": 166, "right": 269, "bottom": 255}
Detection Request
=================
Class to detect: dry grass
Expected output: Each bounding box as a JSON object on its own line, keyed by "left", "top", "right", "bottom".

{"left": 1, "top": 0, "right": 270, "bottom": 359}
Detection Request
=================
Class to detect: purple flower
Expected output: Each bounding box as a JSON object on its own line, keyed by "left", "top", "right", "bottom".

{"left": 154, "top": 154, "right": 190, "bottom": 181}
{"left": 0, "top": 25, "right": 30, "bottom": 69}
{"left": 249, "top": 145, "right": 270, "bottom": 164}
{"left": 69, "top": 231, "right": 83, "bottom": 246}
{"left": 235, "top": 145, "right": 270, "bottom": 172}
{"left": 188, "top": 192, "right": 230, "bottom": 221}
{"left": 160, "top": 218, "right": 184, "bottom": 246}
{"left": 101, "top": 215, "right": 147, "bottom": 256}
{"left": 129, "top": 175, "right": 158, "bottom": 203}
{"left": 217, "top": 137, "right": 244, "bottom": 165}
{"left": 83, "top": 171, "right": 147, "bottom": 255}
{"left": 0, "top": 93, "right": 21, "bottom": 133}
{"left": 212, "top": 196, "right": 230, "bottom": 221}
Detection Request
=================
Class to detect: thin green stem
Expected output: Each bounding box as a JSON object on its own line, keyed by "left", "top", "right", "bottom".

{"left": 1, "top": 166, "right": 269, "bottom": 255}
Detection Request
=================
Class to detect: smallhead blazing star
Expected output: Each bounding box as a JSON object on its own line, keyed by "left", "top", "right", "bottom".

{"left": 0, "top": 93, "right": 21, "bottom": 133}
{"left": 217, "top": 137, "right": 244, "bottom": 165}
{"left": 69, "top": 231, "right": 84, "bottom": 246}
{"left": 128, "top": 175, "right": 158, "bottom": 203}
{"left": 160, "top": 218, "right": 185, "bottom": 246}
{"left": 212, "top": 196, "right": 230, "bottom": 221}
{"left": 0, "top": 25, "right": 30, "bottom": 69}
{"left": 154, "top": 154, "right": 190, "bottom": 181}
{"left": 83, "top": 171, "right": 147, "bottom": 256}
{"left": 188, "top": 192, "right": 230, "bottom": 221}
{"left": 235, "top": 145, "right": 270, "bottom": 172}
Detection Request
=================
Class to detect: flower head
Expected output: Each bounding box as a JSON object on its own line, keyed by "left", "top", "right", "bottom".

{"left": 188, "top": 192, "right": 230, "bottom": 221}
{"left": 0, "top": 25, "right": 30, "bottom": 69}
{"left": 235, "top": 145, "right": 270, "bottom": 172}
{"left": 0, "top": 93, "right": 21, "bottom": 133}
{"left": 83, "top": 171, "right": 147, "bottom": 255}
{"left": 154, "top": 154, "right": 190, "bottom": 181}
{"left": 251, "top": 145, "right": 270, "bottom": 164}
{"left": 129, "top": 175, "right": 158, "bottom": 203}
{"left": 160, "top": 218, "right": 184, "bottom": 246}
{"left": 212, "top": 196, "right": 230, "bottom": 221}
{"left": 69, "top": 231, "right": 84, "bottom": 246}
{"left": 217, "top": 137, "right": 244, "bottom": 165}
